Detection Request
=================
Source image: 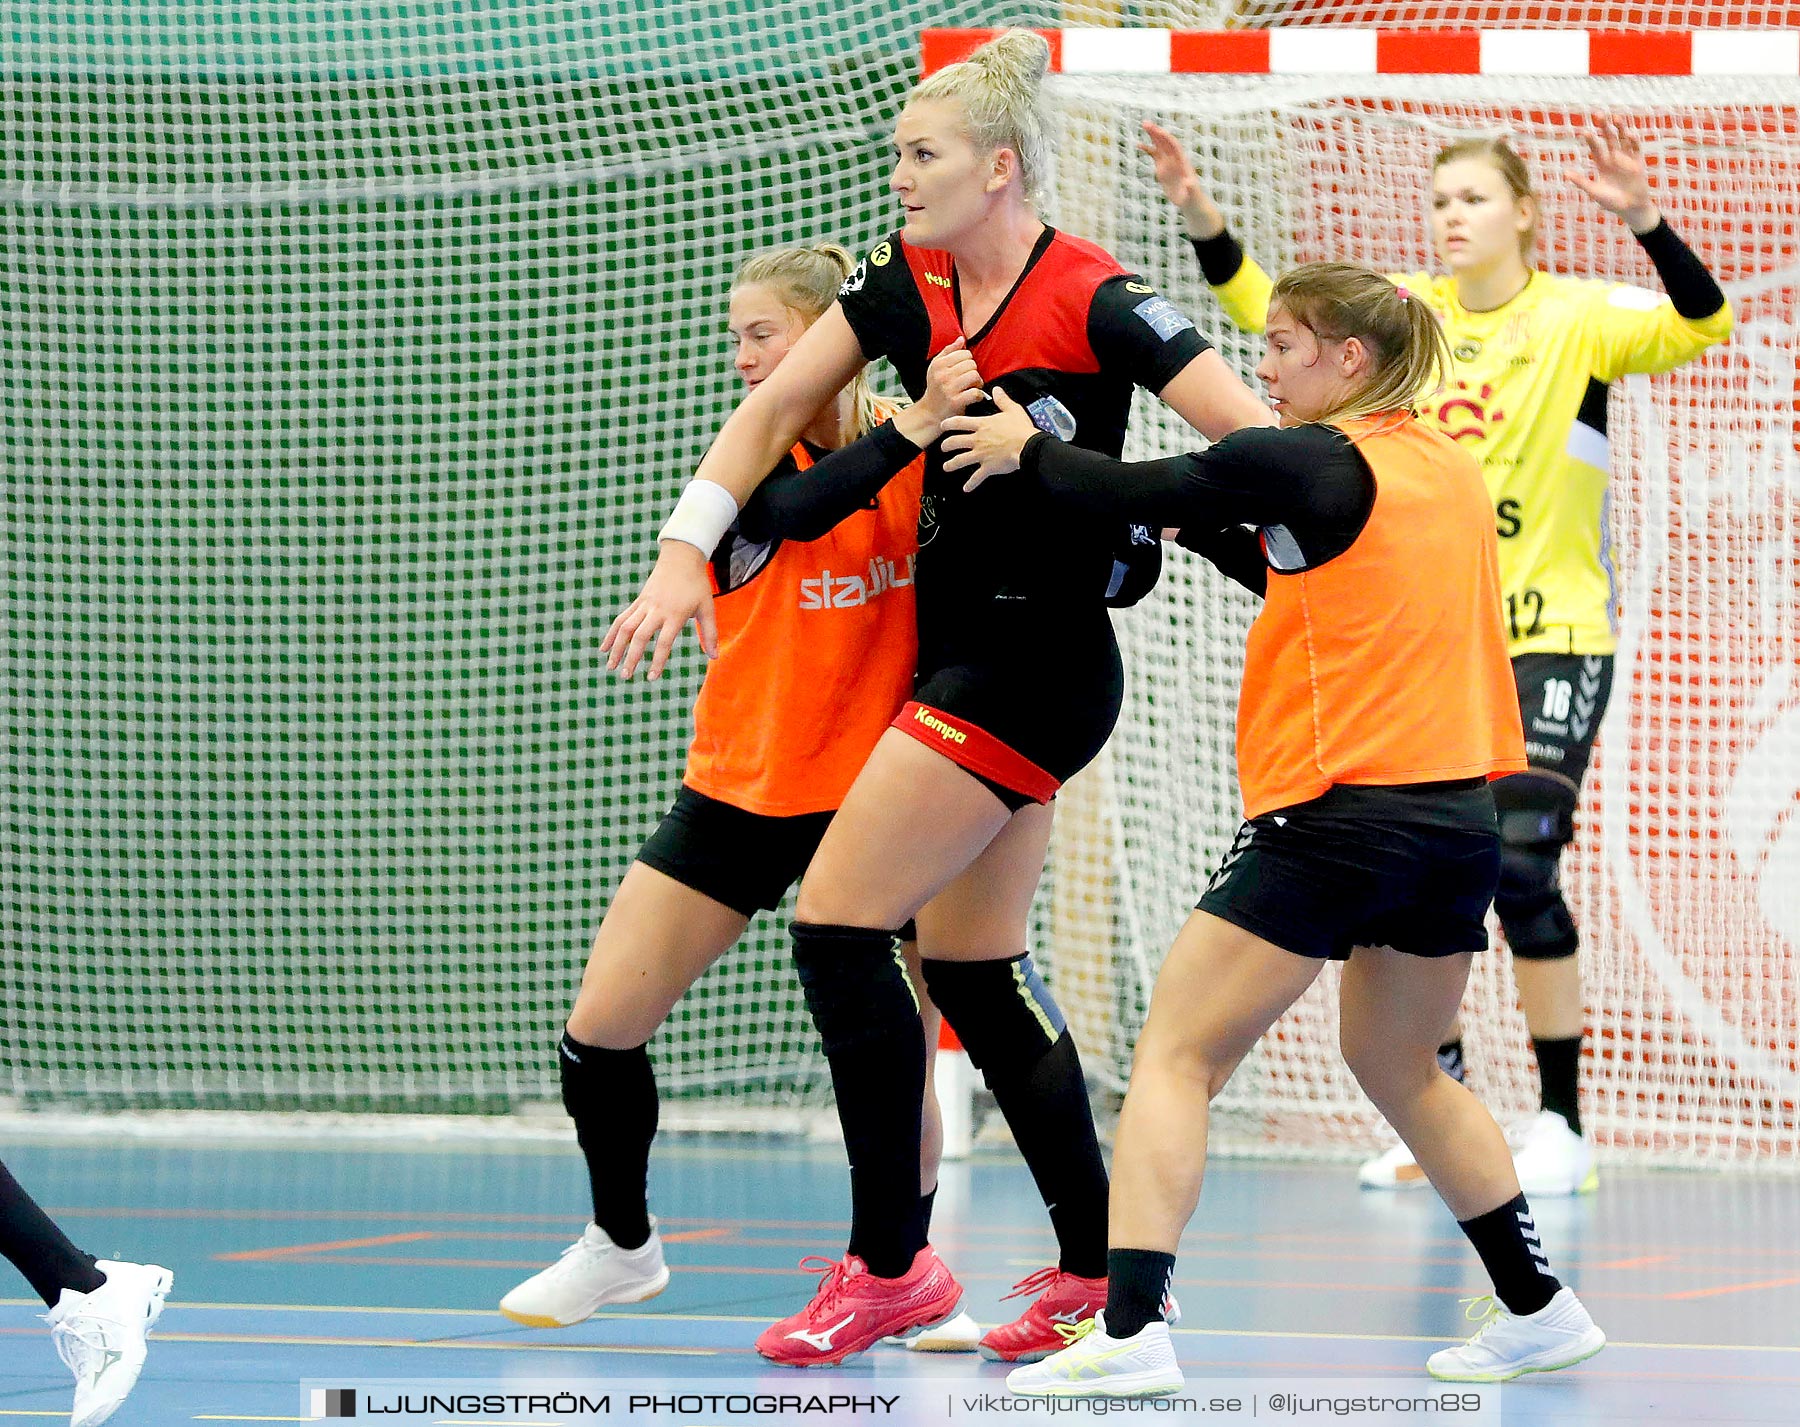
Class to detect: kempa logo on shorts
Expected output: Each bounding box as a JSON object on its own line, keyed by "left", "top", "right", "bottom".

{"left": 913, "top": 707, "right": 967, "bottom": 745}
{"left": 798, "top": 553, "right": 915, "bottom": 610}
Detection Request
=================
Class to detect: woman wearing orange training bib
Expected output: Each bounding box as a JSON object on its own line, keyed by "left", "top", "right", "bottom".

{"left": 944, "top": 263, "right": 1606, "bottom": 1395}
{"left": 1144, "top": 118, "right": 1732, "bottom": 1197}
{"left": 498, "top": 243, "right": 975, "bottom": 1337}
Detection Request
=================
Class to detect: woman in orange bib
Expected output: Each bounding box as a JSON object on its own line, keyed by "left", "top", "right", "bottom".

{"left": 944, "top": 263, "right": 1606, "bottom": 1395}
{"left": 497, "top": 243, "right": 978, "bottom": 1336}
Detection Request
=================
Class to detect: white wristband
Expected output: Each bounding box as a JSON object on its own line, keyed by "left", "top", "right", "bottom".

{"left": 657, "top": 479, "right": 739, "bottom": 555}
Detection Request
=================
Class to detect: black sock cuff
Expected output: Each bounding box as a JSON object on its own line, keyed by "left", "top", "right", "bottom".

{"left": 920, "top": 954, "right": 1068, "bottom": 1070}
{"left": 559, "top": 1032, "right": 652, "bottom": 1071}
{"left": 1106, "top": 1248, "right": 1175, "bottom": 1338}
{"left": 792, "top": 921, "right": 918, "bottom": 1050}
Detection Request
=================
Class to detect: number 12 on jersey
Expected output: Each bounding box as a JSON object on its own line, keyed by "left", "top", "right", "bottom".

{"left": 1507, "top": 589, "right": 1546, "bottom": 641}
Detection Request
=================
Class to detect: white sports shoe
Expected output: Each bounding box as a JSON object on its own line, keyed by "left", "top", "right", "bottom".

{"left": 1006, "top": 1311, "right": 1184, "bottom": 1398}
{"left": 46, "top": 1258, "right": 174, "bottom": 1427}
{"left": 1357, "top": 1138, "right": 1433, "bottom": 1189}
{"left": 1427, "top": 1287, "right": 1605, "bottom": 1381}
{"left": 1509, "top": 1111, "right": 1598, "bottom": 1196}
{"left": 499, "top": 1220, "right": 670, "bottom": 1327}
{"left": 888, "top": 1307, "right": 982, "bottom": 1352}
{"left": 1361, "top": 1112, "right": 1596, "bottom": 1195}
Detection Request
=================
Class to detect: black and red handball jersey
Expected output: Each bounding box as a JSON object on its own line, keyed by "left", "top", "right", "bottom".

{"left": 837, "top": 227, "right": 1211, "bottom": 667}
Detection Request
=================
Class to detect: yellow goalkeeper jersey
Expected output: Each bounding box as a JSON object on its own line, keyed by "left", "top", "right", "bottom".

{"left": 1210, "top": 258, "right": 1732, "bottom": 655}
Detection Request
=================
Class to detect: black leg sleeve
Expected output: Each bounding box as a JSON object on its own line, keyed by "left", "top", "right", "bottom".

{"left": 0, "top": 1159, "right": 104, "bottom": 1306}
{"left": 923, "top": 956, "right": 1111, "bottom": 1278}
{"left": 560, "top": 1032, "right": 659, "bottom": 1251}
{"left": 793, "top": 921, "right": 926, "bottom": 1279}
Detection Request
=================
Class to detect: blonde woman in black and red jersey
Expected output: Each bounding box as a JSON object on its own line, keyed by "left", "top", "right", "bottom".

{"left": 943, "top": 263, "right": 1603, "bottom": 1395}
{"left": 498, "top": 244, "right": 985, "bottom": 1345}
{"left": 605, "top": 30, "right": 1272, "bottom": 1367}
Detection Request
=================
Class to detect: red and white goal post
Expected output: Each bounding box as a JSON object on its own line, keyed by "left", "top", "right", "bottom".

{"left": 923, "top": 27, "right": 1800, "bottom": 1169}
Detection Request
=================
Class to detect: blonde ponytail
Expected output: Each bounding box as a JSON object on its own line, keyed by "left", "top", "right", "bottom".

{"left": 908, "top": 28, "right": 1053, "bottom": 207}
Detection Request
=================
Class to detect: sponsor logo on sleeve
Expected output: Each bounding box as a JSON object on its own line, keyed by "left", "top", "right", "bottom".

{"left": 1132, "top": 295, "right": 1197, "bottom": 342}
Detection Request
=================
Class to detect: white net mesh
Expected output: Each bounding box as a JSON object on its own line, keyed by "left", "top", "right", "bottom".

{"left": 1044, "top": 71, "right": 1800, "bottom": 1166}
{"left": 6, "top": 3, "right": 1796, "bottom": 1173}
{"left": 1055, "top": 3, "right": 1800, "bottom": 28}
{"left": 0, "top": 1, "right": 1078, "bottom": 1113}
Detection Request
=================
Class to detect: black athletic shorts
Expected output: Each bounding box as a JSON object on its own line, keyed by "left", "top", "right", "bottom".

{"left": 1196, "top": 780, "right": 1501, "bottom": 962}
{"left": 1514, "top": 653, "right": 1613, "bottom": 788}
{"left": 637, "top": 784, "right": 918, "bottom": 937}
{"left": 903, "top": 603, "right": 1125, "bottom": 812}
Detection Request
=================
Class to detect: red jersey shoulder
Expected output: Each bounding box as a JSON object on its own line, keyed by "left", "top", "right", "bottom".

{"left": 892, "top": 229, "right": 1125, "bottom": 301}
{"left": 1037, "top": 230, "right": 1128, "bottom": 291}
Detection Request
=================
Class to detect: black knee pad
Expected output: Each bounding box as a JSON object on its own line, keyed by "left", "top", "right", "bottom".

{"left": 920, "top": 954, "right": 1067, "bottom": 1076}
{"left": 792, "top": 922, "right": 918, "bottom": 1055}
{"left": 1492, "top": 771, "right": 1582, "bottom": 962}
{"left": 1496, "top": 846, "right": 1579, "bottom": 960}
{"left": 1493, "top": 769, "right": 1579, "bottom": 850}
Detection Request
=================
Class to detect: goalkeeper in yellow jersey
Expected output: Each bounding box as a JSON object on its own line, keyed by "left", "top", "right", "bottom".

{"left": 1142, "top": 117, "right": 1731, "bottom": 1196}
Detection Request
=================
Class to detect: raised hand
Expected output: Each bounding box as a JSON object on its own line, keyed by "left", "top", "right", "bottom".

{"left": 1566, "top": 118, "right": 1659, "bottom": 234}
{"left": 1139, "top": 120, "right": 1226, "bottom": 240}
{"left": 941, "top": 387, "right": 1040, "bottom": 493}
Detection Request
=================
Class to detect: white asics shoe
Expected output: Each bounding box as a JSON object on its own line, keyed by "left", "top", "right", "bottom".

{"left": 46, "top": 1259, "right": 174, "bottom": 1427}
{"left": 499, "top": 1220, "right": 670, "bottom": 1327}
{"left": 1357, "top": 1138, "right": 1432, "bottom": 1189}
{"left": 1508, "top": 1111, "right": 1598, "bottom": 1196}
{"left": 890, "top": 1307, "right": 982, "bottom": 1352}
{"left": 1006, "top": 1311, "right": 1184, "bottom": 1398}
{"left": 1427, "top": 1287, "right": 1605, "bottom": 1381}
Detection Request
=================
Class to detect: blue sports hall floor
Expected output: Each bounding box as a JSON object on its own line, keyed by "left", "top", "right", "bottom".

{"left": 2, "top": 1133, "right": 1795, "bottom": 1426}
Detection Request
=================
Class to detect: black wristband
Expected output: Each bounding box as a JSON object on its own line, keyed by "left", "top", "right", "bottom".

{"left": 1632, "top": 218, "right": 1727, "bottom": 321}
{"left": 1189, "top": 229, "right": 1248, "bottom": 287}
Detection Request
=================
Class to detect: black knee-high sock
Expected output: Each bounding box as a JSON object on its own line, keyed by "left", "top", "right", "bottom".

{"left": 0, "top": 1160, "right": 103, "bottom": 1307}
{"left": 923, "top": 956, "right": 1110, "bottom": 1279}
{"left": 792, "top": 922, "right": 926, "bottom": 1279}
{"left": 1533, "top": 1035, "right": 1583, "bottom": 1136}
{"left": 919, "top": 1186, "right": 938, "bottom": 1240}
{"left": 560, "top": 1032, "right": 658, "bottom": 1251}
{"left": 1458, "top": 1193, "right": 1562, "bottom": 1316}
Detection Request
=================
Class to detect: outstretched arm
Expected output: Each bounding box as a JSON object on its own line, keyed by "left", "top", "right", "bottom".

{"left": 1141, "top": 120, "right": 1275, "bottom": 335}
{"left": 602, "top": 305, "right": 868, "bottom": 680}
{"left": 1572, "top": 120, "right": 1733, "bottom": 378}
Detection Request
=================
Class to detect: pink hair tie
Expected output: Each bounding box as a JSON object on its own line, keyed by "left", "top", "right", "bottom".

{"left": 1395, "top": 285, "right": 1412, "bottom": 301}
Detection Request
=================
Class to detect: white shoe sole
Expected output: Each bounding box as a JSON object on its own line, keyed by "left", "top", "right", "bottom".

{"left": 892, "top": 1309, "right": 981, "bottom": 1352}
{"left": 1011, "top": 1367, "right": 1185, "bottom": 1399}
{"left": 499, "top": 1265, "right": 670, "bottom": 1328}
{"left": 1427, "top": 1327, "right": 1606, "bottom": 1382}
{"left": 1516, "top": 1167, "right": 1600, "bottom": 1197}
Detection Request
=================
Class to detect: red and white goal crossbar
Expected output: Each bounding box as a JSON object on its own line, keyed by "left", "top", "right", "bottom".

{"left": 921, "top": 28, "right": 1800, "bottom": 76}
